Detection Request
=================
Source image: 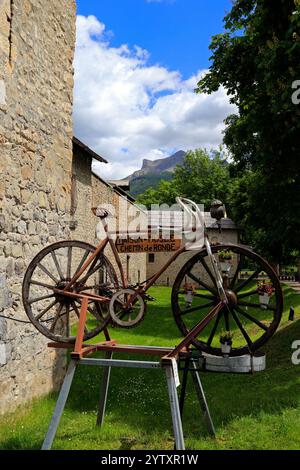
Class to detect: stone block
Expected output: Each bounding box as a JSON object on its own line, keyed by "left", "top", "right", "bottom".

{"left": 11, "top": 244, "right": 23, "bottom": 258}
{"left": 17, "top": 220, "right": 27, "bottom": 235}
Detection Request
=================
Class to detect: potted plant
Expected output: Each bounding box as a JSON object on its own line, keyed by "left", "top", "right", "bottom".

{"left": 219, "top": 330, "right": 234, "bottom": 355}
{"left": 257, "top": 281, "right": 274, "bottom": 309}
{"left": 218, "top": 250, "right": 234, "bottom": 273}
{"left": 183, "top": 282, "right": 196, "bottom": 307}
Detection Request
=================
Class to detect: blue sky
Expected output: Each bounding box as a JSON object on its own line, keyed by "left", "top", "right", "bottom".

{"left": 76, "top": 0, "right": 232, "bottom": 79}
{"left": 74, "top": 0, "right": 235, "bottom": 179}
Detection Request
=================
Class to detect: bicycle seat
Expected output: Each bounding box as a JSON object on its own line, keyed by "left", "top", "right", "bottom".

{"left": 92, "top": 207, "right": 114, "bottom": 219}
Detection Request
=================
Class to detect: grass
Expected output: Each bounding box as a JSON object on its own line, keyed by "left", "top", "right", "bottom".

{"left": 1, "top": 285, "right": 300, "bottom": 450}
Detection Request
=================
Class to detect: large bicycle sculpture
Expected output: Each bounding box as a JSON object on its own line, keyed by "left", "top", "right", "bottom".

{"left": 22, "top": 198, "right": 283, "bottom": 357}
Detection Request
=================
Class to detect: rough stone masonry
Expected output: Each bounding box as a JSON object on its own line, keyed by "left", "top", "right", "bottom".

{"left": 0, "top": 0, "right": 76, "bottom": 414}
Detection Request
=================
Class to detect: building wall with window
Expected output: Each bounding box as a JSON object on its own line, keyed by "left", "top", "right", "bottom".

{"left": 0, "top": 0, "right": 76, "bottom": 414}
{"left": 146, "top": 223, "right": 239, "bottom": 286}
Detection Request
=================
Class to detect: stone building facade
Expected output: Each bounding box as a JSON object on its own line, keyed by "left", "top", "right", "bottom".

{"left": 0, "top": 0, "right": 76, "bottom": 414}
{"left": 146, "top": 214, "right": 239, "bottom": 286}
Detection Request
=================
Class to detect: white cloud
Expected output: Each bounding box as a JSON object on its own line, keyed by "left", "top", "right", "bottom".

{"left": 73, "top": 15, "right": 236, "bottom": 180}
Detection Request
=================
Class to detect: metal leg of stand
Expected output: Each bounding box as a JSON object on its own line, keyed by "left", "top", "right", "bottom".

{"left": 165, "top": 366, "right": 185, "bottom": 451}
{"left": 190, "top": 361, "right": 216, "bottom": 437}
{"left": 179, "top": 357, "right": 190, "bottom": 417}
{"left": 42, "top": 360, "right": 77, "bottom": 450}
{"left": 97, "top": 352, "right": 113, "bottom": 426}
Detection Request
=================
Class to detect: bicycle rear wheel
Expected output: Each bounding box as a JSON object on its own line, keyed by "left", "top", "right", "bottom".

{"left": 22, "top": 240, "right": 119, "bottom": 343}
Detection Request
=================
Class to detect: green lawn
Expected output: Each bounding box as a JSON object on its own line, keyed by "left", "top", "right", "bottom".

{"left": 1, "top": 285, "right": 300, "bottom": 450}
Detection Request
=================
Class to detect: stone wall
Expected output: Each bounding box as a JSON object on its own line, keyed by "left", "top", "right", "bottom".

{"left": 71, "top": 144, "right": 94, "bottom": 245}
{"left": 0, "top": 0, "right": 76, "bottom": 414}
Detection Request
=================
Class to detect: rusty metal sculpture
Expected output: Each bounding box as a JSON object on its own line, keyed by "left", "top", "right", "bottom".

{"left": 22, "top": 198, "right": 283, "bottom": 359}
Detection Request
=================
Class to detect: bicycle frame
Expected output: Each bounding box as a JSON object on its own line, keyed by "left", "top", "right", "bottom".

{"left": 62, "top": 217, "right": 227, "bottom": 306}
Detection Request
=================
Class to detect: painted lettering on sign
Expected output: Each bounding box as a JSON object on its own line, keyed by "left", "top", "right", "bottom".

{"left": 116, "top": 236, "right": 182, "bottom": 254}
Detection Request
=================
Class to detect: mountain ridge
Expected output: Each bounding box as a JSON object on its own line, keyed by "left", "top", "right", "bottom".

{"left": 127, "top": 150, "right": 186, "bottom": 180}
{"left": 124, "top": 150, "right": 186, "bottom": 197}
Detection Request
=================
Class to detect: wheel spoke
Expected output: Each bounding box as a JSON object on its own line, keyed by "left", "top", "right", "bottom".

{"left": 79, "top": 259, "right": 104, "bottom": 286}
{"left": 94, "top": 302, "right": 106, "bottom": 321}
{"left": 51, "top": 251, "right": 64, "bottom": 281}
{"left": 50, "top": 303, "right": 64, "bottom": 333}
{"left": 187, "top": 272, "right": 217, "bottom": 296}
{"left": 181, "top": 301, "right": 215, "bottom": 316}
{"left": 30, "top": 280, "right": 57, "bottom": 290}
{"left": 207, "top": 311, "right": 222, "bottom": 346}
{"left": 200, "top": 258, "right": 217, "bottom": 289}
{"left": 234, "top": 268, "right": 261, "bottom": 294}
{"left": 230, "top": 256, "right": 243, "bottom": 289}
{"left": 73, "top": 249, "right": 91, "bottom": 278}
{"left": 235, "top": 305, "right": 269, "bottom": 332}
{"left": 29, "top": 293, "right": 55, "bottom": 305}
{"left": 37, "top": 263, "right": 59, "bottom": 284}
{"left": 223, "top": 305, "right": 231, "bottom": 331}
{"left": 67, "top": 246, "right": 72, "bottom": 279}
{"left": 230, "top": 309, "right": 253, "bottom": 350}
{"left": 36, "top": 300, "right": 59, "bottom": 321}
{"left": 194, "top": 292, "right": 215, "bottom": 301}
{"left": 238, "top": 300, "right": 276, "bottom": 311}
{"left": 237, "top": 289, "right": 259, "bottom": 300}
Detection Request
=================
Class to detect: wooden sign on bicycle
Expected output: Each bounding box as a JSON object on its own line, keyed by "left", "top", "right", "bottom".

{"left": 115, "top": 235, "right": 182, "bottom": 254}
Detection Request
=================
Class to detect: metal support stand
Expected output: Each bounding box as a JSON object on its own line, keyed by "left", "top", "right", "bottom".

{"left": 42, "top": 295, "right": 216, "bottom": 451}
{"left": 190, "top": 361, "right": 215, "bottom": 437}
{"left": 97, "top": 352, "right": 113, "bottom": 427}
{"left": 165, "top": 365, "right": 185, "bottom": 450}
{"left": 42, "top": 360, "right": 77, "bottom": 451}
{"left": 42, "top": 350, "right": 189, "bottom": 451}
{"left": 179, "top": 353, "right": 216, "bottom": 438}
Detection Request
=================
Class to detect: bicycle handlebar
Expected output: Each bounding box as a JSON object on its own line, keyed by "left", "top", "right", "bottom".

{"left": 176, "top": 197, "right": 205, "bottom": 228}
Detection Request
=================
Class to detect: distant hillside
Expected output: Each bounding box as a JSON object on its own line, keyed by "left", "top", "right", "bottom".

{"left": 126, "top": 150, "right": 186, "bottom": 196}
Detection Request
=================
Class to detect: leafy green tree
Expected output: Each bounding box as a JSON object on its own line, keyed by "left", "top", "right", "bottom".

{"left": 196, "top": 0, "right": 300, "bottom": 263}
{"left": 173, "top": 149, "right": 232, "bottom": 209}
{"left": 137, "top": 149, "right": 233, "bottom": 211}
{"left": 136, "top": 180, "right": 178, "bottom": 207}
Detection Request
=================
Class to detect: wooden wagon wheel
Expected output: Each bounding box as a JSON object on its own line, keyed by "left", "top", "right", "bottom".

{"left": 171, "top": 244, "right": 283, "bottom": 356}
{"left": 22, "top": 241, "right": 119, "bottom": 343}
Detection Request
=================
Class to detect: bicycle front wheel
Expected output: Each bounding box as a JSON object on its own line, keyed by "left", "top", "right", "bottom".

{"left": 171, "top": 244, "right": 283, "bottom": 356}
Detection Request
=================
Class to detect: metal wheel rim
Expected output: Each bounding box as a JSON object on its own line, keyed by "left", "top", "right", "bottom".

{"left": 22, "top": 240, "right": 119, "bottom": 343}
{"left": 171, "top": 243, "right": 283, "bottom": 356}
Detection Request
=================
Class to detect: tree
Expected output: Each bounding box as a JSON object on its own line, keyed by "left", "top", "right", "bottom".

{"left": 137, "top": 180, "right": 177, "bottom": 207}
{"left": 173, "top": 149, "right": 232, "bottom": 210}
{"left": 196, "top": 0, "right": 300, "bottom": 264}
{"left": 137, "top": 149, "right": 233, "bottom": 211}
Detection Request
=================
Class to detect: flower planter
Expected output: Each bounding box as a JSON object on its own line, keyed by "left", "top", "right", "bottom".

{"left": 219, "top": 261, "right": 232, "bottom": 273}
{"left": 259, "top": 293, "right": 270, "bottom": 310}
{"left": 221, "top": 342, "right": 232, "bottom": 355}
{"left": 184, "top": 290, "right": 194, "bottom": 306}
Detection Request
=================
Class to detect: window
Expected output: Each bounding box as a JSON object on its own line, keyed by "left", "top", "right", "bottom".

{"left": 148, "top": 253, "right": 155, "bottom": 264}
